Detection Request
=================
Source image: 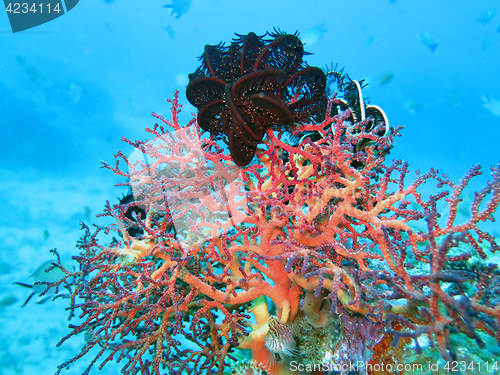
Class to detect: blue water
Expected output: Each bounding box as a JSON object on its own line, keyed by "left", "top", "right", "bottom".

{"left": 0, "top": 0, "right": 499, "bottom": 374}
{"left": 2, "top": 0, "right": 499, "bottom": 179}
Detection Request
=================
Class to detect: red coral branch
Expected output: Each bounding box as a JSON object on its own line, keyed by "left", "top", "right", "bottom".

{"left": 41, "top": 91, "right": 500, "bottom": 374}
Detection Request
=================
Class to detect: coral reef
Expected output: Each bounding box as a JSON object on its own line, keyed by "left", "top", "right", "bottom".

{"left": 42, "top": 87, "right": 500, "bottom": 375}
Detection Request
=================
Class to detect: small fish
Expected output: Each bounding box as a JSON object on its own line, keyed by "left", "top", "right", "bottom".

{"left": 479, "top": 7, "right": 496, "bottom": 24}
{"left": 497, "top": 25, "right": 500, "bottom": 33}
{"left": 264, "top": 316, "right": 299, "bottom": 366}
{"left": 403, "top": 99, "right": 425, "bottom": 115}
{"left": 379, "top": 72, "right": 394, "bottom": 86}
{"left": 163, "top": 0, "right": 191, "bottom": 18}
{"left": 418, "top": 31, "right": 438, "bottom": 52}
{"left": 163, "top": 25, "right": 176, "bottom": 39}
{"left": 482, "top": 95, "right": 500, "bottom": 116}
{"left": 13, "top": 261, "right": 68, "bottom": 307}
{"left": 15, "top": 55, "right": 25, "bottom": 65}
{"left": 447, "top": 92, "right": 463, "bottom": 106}
{"left": 302, "top": 22, "right": 327, "bottom": 47}
{"left": 42, "top": 229, "right": 50, "bottom": 240}
{"left": 457, "top": 193, "right": 473, "bottom": 218}
{"left": 68, "top": 83, "right": 82, "bottom": 104}
{"left": 84, "top": 205, "right": 92, "bottom": 222}
{"left": 26, "top": 67, "right": 47, "bottom": 84}
{"left": 0, "top": 295, "right": 17, "bottom": 308}
{"left": 0, "top": 262, "right": 12, "bottom": 275}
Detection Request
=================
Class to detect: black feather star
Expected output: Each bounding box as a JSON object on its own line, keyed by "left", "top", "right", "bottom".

{"left": 186, "top": 30, "right": 327, "bottom": 166}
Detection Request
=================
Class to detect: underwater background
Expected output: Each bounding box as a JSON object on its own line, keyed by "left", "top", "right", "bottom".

{"left": 0, "top": 0, "right": 499, "bottom": 374}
